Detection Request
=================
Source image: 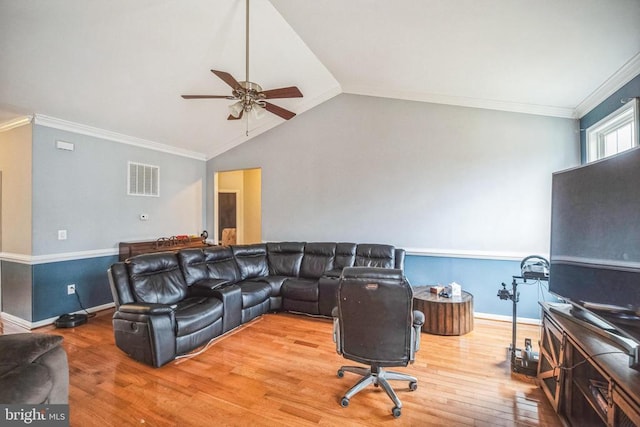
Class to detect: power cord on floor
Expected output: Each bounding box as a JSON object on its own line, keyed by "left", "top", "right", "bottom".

{"left": 74, "top": 287, "right": 97, "bottom": 319}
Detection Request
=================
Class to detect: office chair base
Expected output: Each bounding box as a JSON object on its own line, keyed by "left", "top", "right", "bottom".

{"left": 337, "top": 365, "right": 417, "bottom": 417}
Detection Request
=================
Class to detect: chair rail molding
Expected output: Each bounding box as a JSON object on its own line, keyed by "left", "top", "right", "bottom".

{"left": 404, "top": 247, "right": 547, "bottom": 262}
{"left": 1, "top": 248, "right": 119, "bottom": 265}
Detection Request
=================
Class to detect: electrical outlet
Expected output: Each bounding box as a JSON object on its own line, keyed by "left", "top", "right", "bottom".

{"left": 67, "top": 284, "right": 76, "bottom": 295}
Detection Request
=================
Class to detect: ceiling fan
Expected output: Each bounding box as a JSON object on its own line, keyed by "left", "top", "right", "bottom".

{"left": 181, "top": 0, "right": 303, "bottom": 122}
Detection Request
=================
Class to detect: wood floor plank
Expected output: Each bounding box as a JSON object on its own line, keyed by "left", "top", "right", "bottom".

{"left": 1, "top": 310, "right": 561, "bottom": 426}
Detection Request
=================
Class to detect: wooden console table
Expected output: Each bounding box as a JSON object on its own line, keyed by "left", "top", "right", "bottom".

{"left": 119, "top": 237, "right": 210, "bottom": 261}
{"left": 413, "top": 287, "right": 474, "bottom": 335}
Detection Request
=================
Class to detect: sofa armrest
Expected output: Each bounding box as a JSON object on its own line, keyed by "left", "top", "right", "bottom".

{"left": 211, "top": 284, "right": 242, "bottom": 333}
{"left": 188, "top": 279, "right": 230, "bottom": 297}
{"left": 0, "top": 333, "right": 63, "bottom": 373}
{"left": 118, "top": 303, "right": 174, "bottom": 315}
{"left": 322, "top": 269, "right": 343, "bottom": 279}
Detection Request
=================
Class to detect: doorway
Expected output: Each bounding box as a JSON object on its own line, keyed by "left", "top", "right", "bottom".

{"left": 215, "top": 168, "right": 261, "bottom": 245}
{"left": 0, "top": 171, "right": 2, "bottom": 311}
{"left": 218, "top": 191, "right": 238, "bottom": 245}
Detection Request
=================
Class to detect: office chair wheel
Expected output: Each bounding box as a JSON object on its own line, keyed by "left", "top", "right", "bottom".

{"left": 337, "top": 369, "right": 344, "bottom": 378}
{"left": 409, "top": 381, "right": 418, "bottom": 391}
{"left": 340, "top": 397, "right": 350, "bottom": 407}
{"left": 392, "top": 407, "right": 401, "bottom": 418}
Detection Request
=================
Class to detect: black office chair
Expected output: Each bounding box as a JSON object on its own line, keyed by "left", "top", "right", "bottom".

{"left": 332, "top": 267, "right": 425, "bottom": 417}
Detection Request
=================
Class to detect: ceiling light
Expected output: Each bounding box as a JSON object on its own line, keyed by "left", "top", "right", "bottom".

{"left": 228, "top": 101, "right": 244, "bottom": 118}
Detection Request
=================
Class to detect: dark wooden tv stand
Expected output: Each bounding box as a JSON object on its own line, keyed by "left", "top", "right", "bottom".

{"left": 538, "top": 302, "right": 640, "bottom": 426}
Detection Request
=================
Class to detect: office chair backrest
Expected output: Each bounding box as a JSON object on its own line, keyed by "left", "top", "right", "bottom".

{"left": 338, "top": 267, "right": 414, "bottom": 367}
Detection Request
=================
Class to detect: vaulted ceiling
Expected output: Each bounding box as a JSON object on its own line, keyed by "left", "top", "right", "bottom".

{"left": 1, "top": 0, "right": 639, "bottom": 160}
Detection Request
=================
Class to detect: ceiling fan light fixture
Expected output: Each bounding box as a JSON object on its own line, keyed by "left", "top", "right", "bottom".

{"left": 249, "top": 103, "right": 265, "bottom": 120}
{"left": 181, "top": 0, "right": 302, "bottom": 125}
{"left": 228, "top": 101, "right": 244, "bottom": 118}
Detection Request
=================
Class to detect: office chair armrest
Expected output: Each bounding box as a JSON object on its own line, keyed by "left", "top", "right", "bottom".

{"left": 411, "top": 310, "right": 425, "bottom": 356}
{"left": 331, "top": 306, "right": 342, "bottom": 353}
{"left": 412, "top": 310, "right": 425, "bottom": 327}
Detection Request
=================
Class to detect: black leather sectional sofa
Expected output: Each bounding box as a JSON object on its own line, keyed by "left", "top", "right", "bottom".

{"left": 108, "top": 242, "right": 405, "bottom": 367}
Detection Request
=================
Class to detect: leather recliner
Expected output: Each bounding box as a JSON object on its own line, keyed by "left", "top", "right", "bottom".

{"left": 108, "top": 252, "right": 224, "bottom": 367}
{"left": 108, "top": 241, "right": 407, "bottom": 367}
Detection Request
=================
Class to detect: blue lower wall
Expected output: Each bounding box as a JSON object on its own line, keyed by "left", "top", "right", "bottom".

{"left": 4, "top": 253, "right": 552, "bottom": 323}
{"left": 32, "top": 255, "right": 118, "bottom": 322}
{"left": 404, "top": 254, "right": 556, "bottom": 319}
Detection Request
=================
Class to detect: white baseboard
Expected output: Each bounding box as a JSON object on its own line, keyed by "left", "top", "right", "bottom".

{"left": 1, "top": 304, "right": 538, "bottom": 330}
{"left": 474, "top": 311, "right": 541, "bottom": 325}
{"left": 1, "top": 302, "right": 115, "bottom": 330}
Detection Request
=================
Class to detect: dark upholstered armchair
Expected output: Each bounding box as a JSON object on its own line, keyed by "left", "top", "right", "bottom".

{"left": 0, "top": 333, "right": 68, "bottom": 404}
{"left": 108, "top": 252, "right": 224, "bottom": 367}
{"left": 332, "top": 267, "right": 424, "bottom": 418}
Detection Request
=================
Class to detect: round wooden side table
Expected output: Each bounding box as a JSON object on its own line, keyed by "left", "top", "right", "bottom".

{"left": 413, "top": 287, "right": 474, "bottom": 335}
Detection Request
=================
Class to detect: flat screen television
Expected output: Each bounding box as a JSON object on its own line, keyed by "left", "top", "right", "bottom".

{"left": 550, "top": 145, "right": 640, "bottom": 369}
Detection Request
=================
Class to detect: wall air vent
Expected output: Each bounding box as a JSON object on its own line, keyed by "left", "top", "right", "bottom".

{"left": 128, "top": 161, "right": 159, "bottom": 197}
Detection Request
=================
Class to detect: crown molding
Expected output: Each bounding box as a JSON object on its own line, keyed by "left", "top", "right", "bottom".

{"left": 0, "top": 115, "right": 33, "bottom": 132}
{"left": 342, "top": 85, "right": 575, "bottom": 119}
{"left": 33, "top": 114, "right": 207, "bottom": 161}
{"left": 575, "top": 52, "right": 640, "bottom": 119}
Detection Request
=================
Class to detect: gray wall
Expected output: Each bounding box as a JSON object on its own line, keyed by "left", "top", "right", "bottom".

{"left": 32, "top": 125, "right": 207, "bottom": 255}
{"left": 207, "top": 94, "right": 579, "bottom": 255}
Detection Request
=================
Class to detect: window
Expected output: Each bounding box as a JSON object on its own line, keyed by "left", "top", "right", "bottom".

{"left": 128, "top": 161, "right": 159, "bottom": 197}
{"left": 586, "top": 98, "right": 638, "bottom": 162}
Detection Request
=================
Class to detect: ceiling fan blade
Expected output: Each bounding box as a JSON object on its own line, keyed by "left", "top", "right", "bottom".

{"left": 264, "top": 102, "right": 296, "bottom": 120}
{"left": 227, "top": 110, "right": 244, "bottom": 120}
{"left": 181, "top": 95, "right": 233, "bottom": 99}
{"left": 211, "top": 70, "right": 241, "bottom": 89}
{"left": 260, "top": 86, "right": 303, "bottom": 99}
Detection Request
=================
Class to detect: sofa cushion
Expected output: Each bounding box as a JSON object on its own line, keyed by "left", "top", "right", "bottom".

{"left": 281, "top": 278, "right": 319, "bottom": 302}
{"left": 335, "top": 243, "right": 357, "bottom": 270}
{"left": 0, "top": 333, "right": 66, "bottom": 404}
{"left": 127, "top": 253, "right": 188, "bottom": 305}
{"left": 174, "top": 297, "right": 223, "bottom": 337}
{"left": 267, "top": 242, "right": 305, "bottom": 277}
{"left": 238, "top": 281, "right": 272, "bottom": 309}
{"left": 232, "top": 244, "right": 269, "bottom": 280}
{"left": 355, "top": 244, "right": 395, "bottom": 268}
{"left": 0, "top": 334, "right": 64, "bottom": 373}
{"left": 0, "top": 364, "right": 52, "bottom": 404}
{"left": 300, "top": 243, "right": 336, "bottom": 279}
{"left": 179, "top": 247, "right": 240, "bottom": 286}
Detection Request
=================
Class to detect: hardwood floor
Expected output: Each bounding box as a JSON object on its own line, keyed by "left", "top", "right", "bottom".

{"left": 2, "top": 310, "right": 561, "bottom": 426}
